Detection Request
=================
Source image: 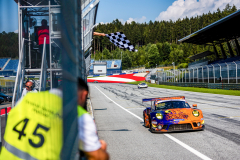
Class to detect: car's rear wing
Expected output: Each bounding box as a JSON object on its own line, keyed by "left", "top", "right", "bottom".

{"left": 142, "top": 96, "right": 185, "bottom": 103}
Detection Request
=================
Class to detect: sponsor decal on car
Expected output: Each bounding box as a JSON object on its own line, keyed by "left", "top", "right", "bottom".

{"left": 152, "top": 121, "right": 157, "bottom": 125}
{"left": 173, "top": 119, "right": 185, "bottom": 122}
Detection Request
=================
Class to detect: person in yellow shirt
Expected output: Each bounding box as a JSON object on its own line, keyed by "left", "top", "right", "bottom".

{"left": 0, "top": 89, "right": 62, "bottom": 160}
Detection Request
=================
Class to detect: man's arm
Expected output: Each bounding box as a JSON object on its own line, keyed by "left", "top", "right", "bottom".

{"left": 84, "top": 143, "right": 109, "bottom": 160}
{"left": 78, "top": 114, "right": 109, "bottom": 160}
{"left": 93, "top": 32, "right": 105, "bottom": 36}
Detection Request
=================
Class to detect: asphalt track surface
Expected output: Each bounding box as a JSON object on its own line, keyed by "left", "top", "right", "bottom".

{"left": 89, "top": 83, "right": 240, "bottom": 160}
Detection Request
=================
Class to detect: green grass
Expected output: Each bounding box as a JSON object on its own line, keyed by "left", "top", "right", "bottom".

{"left": 128, "top": 81, "right": 240, "bottom": 96}
{"left": 87, "top": 76, "right": 106, "bottom": 78}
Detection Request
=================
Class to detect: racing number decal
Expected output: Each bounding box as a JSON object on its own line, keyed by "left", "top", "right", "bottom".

{"left": 29, "top": 124, "right": 49, "bottom": 148}
{"left": 13, "top": 118, "right": 50, "bottom": 148}
{"left": 13, "top": 118, "right": 29, "bottom": 140}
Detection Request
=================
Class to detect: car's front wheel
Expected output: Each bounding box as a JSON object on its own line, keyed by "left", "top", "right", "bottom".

{"left": 143, "top": 115, "right": 146, "bottom": 127}
{"left": 150, "top": 123, "right": 154, "bottom": 133}
{"left": 149, "top": 117, "right": 154, "bottom": 132}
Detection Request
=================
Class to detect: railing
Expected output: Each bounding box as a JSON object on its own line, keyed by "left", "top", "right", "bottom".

{"left": 12, "top": 38, "right": 25, "bottom": 108}
{"left": 39, "top": 37, "right": 47, "bottom": 91}
{"left": 157, "top": 61, "right": 240, "bottom": 84}
{"left": 157, "top": 82, "right": 240, "bottom": 90}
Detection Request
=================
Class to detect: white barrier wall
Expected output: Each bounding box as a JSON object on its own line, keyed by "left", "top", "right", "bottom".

{"left": 93, "top": 64, "right": 107, "bottom": 74}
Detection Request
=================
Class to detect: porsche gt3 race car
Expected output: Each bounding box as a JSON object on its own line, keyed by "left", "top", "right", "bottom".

{"left": 143, "top": 96, "right": 204, "bottom": 133}
{"left": 138, "top": 82, "right": 148, "bottom": 88}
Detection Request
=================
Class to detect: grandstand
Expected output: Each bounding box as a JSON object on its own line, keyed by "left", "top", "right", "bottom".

{"left": 4, "top": 59, "right": 19, "bottom": 71}
{"left": 0, "top": 58, "right": 10, "bottom": 70}
{"left": 210, "top": 56, "right": 240, "bottom": 65}
{"left": 0, "top": 58, "right": 19, "bottom": 75}
{"left": 178, "top": 9, "right": 240, "bottom": 82}
{"left": 89, "top": 59, "right": 122, "bottom": 75}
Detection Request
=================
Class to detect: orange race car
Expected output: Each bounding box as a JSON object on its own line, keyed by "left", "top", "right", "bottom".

{"left": 143, "top": 96, "right": 205, "bottom": 133}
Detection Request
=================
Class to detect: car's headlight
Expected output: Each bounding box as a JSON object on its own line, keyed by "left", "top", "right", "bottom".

{"left": 192, "top": 110, "right": 199, "bottom": 117}
{"left": 156, "top": 113, "right": 163, "bottom": 119}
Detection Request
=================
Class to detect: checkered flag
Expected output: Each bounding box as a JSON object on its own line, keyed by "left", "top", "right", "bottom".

{"left": 105, "top": 32, "right": 137, "bottom": 52}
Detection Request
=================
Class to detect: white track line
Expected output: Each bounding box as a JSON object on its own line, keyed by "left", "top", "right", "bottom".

{"left": 95, "top": 86, "right": 212, "bottom": 160}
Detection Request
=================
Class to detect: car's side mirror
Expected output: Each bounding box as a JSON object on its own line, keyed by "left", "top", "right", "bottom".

{"left": 192, "top": 104, "right": 197, "bottom": 108}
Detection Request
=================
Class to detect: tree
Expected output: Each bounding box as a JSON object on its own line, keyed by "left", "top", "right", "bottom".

{"left": 91, "top": 4, "right": 237, "bottom": 69}
{"left": 169, "top": 48, "right": 184, "bottom": 64}
{"left": 0, "top": 32, "right": 18, "bottom": 58}
{"left": 148, "top": 44, "right": 159, "bottom": 68}
{"left": 102, "top": 48, "right": 111, "bottom": 59}
{"left": 122, "top": 51, "right": 132, "bottom": 69}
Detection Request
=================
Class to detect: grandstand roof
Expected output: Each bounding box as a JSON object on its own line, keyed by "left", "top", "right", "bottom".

{"left": 14, "top": 0, "right": 57, "bottom": 5}
{"left": 189, "top": 51, "right": 215, "bottom": 60}
{"left": 179, "top": 10, "right": 240, "bottom": 45}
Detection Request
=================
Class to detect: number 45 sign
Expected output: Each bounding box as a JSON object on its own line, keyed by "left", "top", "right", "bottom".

{"left": 13, "top": 118, "right": 50, "bottom": 148}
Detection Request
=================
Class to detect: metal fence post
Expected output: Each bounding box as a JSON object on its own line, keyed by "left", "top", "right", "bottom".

{"left": 202, "top": 66, "right": 204, "bottom": 83}
{"left": 225, "top": 62, "right": 229, "bottom": 84}
{"left": 205, "top": 65, "right": 209, "bottom": 83}
{"left": 178, "top": 70, "right": 180, "bottom": 83}
{"left": 211, "top": 64, "right": 215, "bottom": 83}
{"left": 182, "top": 69, "right": 183, "bottom": 83}
{"left": 172, "top": 62, "right": 175, "bottom": 82}
{"left": 233, "top": 61, "right": 237, "bottom": 84}
{"left": 5, "top": 108, "right": 7, "bottom": 123}
{"left": 167, "top": 71, "right": 168, "bottom": 82}
{"left": 192, "top": 68, "right": 194, "bottom": 83}
{"left": 197, "top": 67, "right": 199, "bottom": 83}
{"left": 189, "top": 69, "right": 190, "bottom": 83}
{"left": 217, "top": 63, "right": 222, "bottom": 80}
{"left": 185, "top": 69, "right": 186, "bottom": 83}
{"left": 165, "top": 72, "right": 166, "bottom": 82}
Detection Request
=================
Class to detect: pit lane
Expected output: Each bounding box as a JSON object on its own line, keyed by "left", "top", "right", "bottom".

{"left": 89, "top": 83, "right": 240, "bottom": 160}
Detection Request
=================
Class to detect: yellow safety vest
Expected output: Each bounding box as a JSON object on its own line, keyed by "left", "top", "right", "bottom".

{"left": 77, "top": 105, "right": 88, "bottom": 118}
{"left": 77, "top": 105, "right": 88, "bottom": 152}
{"left": 0, "top": 91, "right": 62, "bottom": 160}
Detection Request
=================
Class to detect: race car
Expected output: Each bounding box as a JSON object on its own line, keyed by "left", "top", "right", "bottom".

{"left": 138, "top": 82, "right": 148, "bottom": 88}
{"left": 0, "top": 97, "right": 4, "bottom": 104}
{"left": 143, "top": 96, "right": 204, "bottom": 132}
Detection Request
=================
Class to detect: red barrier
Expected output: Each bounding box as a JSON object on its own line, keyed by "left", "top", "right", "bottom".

{"left": 87, "top": 74, "right": 145, "bottom": 83}
{"left": 0, "top": 107, "right": 11, "bottom": 115}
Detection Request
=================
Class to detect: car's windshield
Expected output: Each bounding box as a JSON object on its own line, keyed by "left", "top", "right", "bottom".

{"left": 156, "top": 101, "right": 190, "bottom": 110}
{"left": 141, "top": 83, "right": 146, "bottom": 85}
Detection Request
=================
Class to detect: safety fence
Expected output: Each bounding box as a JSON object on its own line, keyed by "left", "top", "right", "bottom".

{"left": 157, "top": 61, "right": 240, "bottom": 84}
{"left": 157, "top": 82, "right": 240, "bottom": 90}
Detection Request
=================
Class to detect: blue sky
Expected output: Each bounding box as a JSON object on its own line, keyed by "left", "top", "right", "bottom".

{"left": 96, "top": 0, "right": 240, "bottom": 24}
{"left": 0, "top": 0, "right": 18, "bottom": 33}
{"left": 1, "top": 0, "right": 240, "bottom": 33}
{"left": 96, "top": 0, "right": 175, "bottom": 24}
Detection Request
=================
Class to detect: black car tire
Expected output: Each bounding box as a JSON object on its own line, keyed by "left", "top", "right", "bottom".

{"left": 143, "top": 115, "right": 146, "bottom": 127}
{"left": 149, "top": 117, "right": 154, "bottom": 133}
{"left": 150, "top": 123, "right": 154, "bottom": 133}
{"left": 201, "top": 125, "right": 205, "bottom": 131}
